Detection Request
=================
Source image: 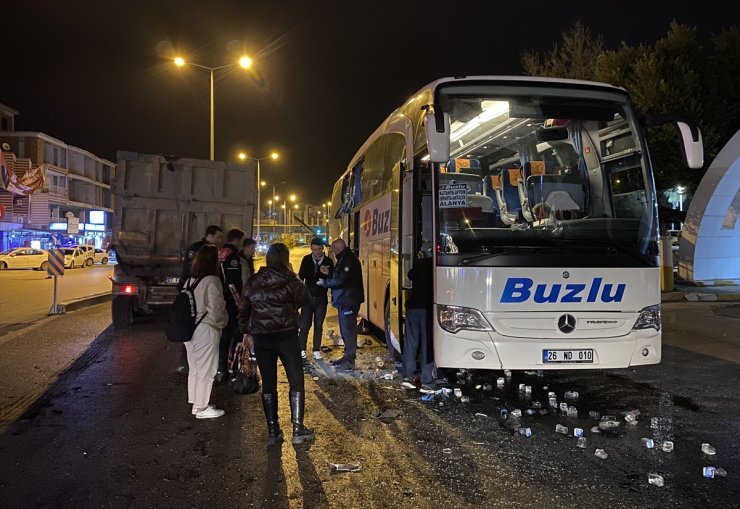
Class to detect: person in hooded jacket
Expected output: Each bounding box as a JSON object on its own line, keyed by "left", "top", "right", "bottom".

{"left": 239, "top": 243, "right": 313, "bottom": 445}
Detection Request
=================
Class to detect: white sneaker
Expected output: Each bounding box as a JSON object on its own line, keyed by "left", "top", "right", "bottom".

{"left": 192, "top": 404, "right": 214, "bottom": 415}
{"left": 312, "top": 351, "right": 322, "bottom": 360}
{"left": 301, "top": 350, "right": 307, "bottom": 359}
{"left": 195, "top": 406, "right": 225, "bottom": 419}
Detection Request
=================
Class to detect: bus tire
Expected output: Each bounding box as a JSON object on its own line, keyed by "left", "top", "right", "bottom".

{"left": 384, "top": 298, "right": 402, "bottom": 361}
{"left": 112, "top": 295, "right": 134, "bottom": 330}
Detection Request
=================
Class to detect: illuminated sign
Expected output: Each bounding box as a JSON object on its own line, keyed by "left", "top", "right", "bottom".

{"left": 89, "top": 210, "right": 105, "bottom": 224}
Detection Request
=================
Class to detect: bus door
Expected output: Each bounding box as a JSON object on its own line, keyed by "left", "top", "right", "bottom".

{"left": 388, "top": 160, "right": 415, "bottom": 354}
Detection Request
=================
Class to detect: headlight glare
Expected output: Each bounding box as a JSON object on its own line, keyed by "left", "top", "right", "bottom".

{"left": 437, "top": 305, "right": 493, "bottom": 334}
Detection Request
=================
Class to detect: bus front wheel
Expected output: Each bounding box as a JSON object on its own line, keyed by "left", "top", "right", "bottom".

{"left": 384, "top": 299, "right": 402, "bottom": 361}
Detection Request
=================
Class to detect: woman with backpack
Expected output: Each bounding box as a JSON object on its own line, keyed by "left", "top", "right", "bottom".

{"left": 186, "top": 244, "right": 228, "bottom": 419}
{"left": 239, "top": 243, "right": 313, "bottom": 445}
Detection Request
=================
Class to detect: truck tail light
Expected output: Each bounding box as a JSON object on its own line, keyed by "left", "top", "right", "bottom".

{"left": 113, "top": 283, "right": 139, "bottom": 296}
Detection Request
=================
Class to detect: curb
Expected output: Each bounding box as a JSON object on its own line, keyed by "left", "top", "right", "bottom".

{"left": 662, "top": 292, "right": 740, "bottom": 303}
{"left": 63, "top": 292, "right": 111, "bottom": 312}
{"left": 0, "top": 293, "right": 110, "bottom": 337}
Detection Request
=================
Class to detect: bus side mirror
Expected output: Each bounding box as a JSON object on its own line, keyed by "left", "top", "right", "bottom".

{"left": 676, "top": 121, "right": 704, "bottom": 169}
{"left": 642, "top": 115, "right": 704, "bottom": 169}
{"left": 425, "top": 111, "right": 450, "bottom": 163}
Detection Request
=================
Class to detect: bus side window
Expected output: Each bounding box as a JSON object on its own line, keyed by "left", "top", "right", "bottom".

{"left": 349, "top": 160, "right": 363, "bottom": 208}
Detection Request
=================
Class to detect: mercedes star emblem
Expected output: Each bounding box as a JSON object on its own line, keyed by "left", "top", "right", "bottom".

{"left": 558, "top": 314, "right": 577, "bottom": 334}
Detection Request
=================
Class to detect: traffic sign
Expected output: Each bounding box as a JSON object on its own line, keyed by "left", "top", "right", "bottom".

{"left": 47, "top": 249, "right": 66, "bottom": 315}
{"left": 47, "top": 249, "right": 65, "bottom": 276}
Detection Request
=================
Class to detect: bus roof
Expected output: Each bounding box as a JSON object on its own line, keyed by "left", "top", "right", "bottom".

{"left": 343, "top": 75, "right": 626, "bottom": 176}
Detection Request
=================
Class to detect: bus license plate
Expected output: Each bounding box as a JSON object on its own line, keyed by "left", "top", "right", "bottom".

{"left": 543, "top": 349, "right": 594, "bottom": 363}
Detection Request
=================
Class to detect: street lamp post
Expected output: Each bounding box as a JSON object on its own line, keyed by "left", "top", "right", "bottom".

{"left": 282, "top": 203, "right": 287, "bottom": 236}
{"left": 270, "top": 181, "right": 287, "bottom": 240}
{"left": 174, "top": 56, "right": 252, "bottom": 160}
{"left": 238, "top": 152, "right": 279, "bottom": 243}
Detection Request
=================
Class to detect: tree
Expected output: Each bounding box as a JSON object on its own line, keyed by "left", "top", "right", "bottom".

{"left": 522, "top": 21, "right": 604, "bottom": 80}
{"left": 522, "top": 21, "right": 739, "bottom": 203}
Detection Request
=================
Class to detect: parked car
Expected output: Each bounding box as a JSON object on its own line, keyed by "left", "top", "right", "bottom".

{"left": 0, "top": 248, "right": 49, "bottom": 270}
{"left": 75, "top": 245, "right": 96, "bottom": 266}
{"left": 60, "top": 247, "right": 89, "bottom": 269}
{"left": 93, "top": 248, "right": 109, "bottom": 265}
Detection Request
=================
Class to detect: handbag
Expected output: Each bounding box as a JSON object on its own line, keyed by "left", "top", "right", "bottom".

{"left": 229, "top": 339, "right": 260, "bottom": 395}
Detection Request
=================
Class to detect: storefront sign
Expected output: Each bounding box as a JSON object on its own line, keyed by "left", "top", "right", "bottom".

{"left": 67, "top": 217, "right": 79, "bottom": 234}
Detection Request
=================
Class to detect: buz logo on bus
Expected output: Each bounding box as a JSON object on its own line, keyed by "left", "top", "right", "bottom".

{"left": 362, "top": 207, "right": 390, "bottom": 239}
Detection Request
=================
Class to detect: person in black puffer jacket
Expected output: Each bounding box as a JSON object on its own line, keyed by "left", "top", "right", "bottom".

{"left": 238, "top": 243, "right": 313, "bottom": 445}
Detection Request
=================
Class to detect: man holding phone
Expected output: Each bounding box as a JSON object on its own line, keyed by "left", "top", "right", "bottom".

{"left": 297, "top": 237, "right": 334, "bottom": 362}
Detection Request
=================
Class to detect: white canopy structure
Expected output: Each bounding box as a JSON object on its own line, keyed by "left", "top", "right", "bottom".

{"left": 679, "top": 130, "right": 740, "bottom": 284}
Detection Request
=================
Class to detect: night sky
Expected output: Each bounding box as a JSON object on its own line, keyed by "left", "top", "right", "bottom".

{"left": 1, "top": 1, "right": 734, "bottom": 204}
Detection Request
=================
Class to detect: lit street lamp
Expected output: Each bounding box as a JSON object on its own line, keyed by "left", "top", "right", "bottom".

{"left": 676, "top": 186, "right": 685, "bottom": 212}
{"left": 238, "top": 151, "right": 279, "bottom": 242}
{"left": 174, "top": 55, "right": 253, "bottom": 160}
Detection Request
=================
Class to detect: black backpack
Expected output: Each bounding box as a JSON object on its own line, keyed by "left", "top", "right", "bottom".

{"left": 165, "top": 278, "right": 207, "bottom": 342}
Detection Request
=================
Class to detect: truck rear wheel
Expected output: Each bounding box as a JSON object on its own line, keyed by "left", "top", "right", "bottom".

{"left": 112, "top": 295, "right": 134, "bottom": 330}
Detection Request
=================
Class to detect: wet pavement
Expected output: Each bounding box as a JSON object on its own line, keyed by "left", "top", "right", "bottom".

{"left": 0, "top": 264, "right": 113, "bottom": 330}
{"left": 0, "top": 302, "right": 738, "bottom": 508}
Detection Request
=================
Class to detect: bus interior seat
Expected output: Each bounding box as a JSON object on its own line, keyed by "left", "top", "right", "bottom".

{"left": 448, "top": 157, "right": 482, "bottom": 176}
{"left": 518, "top": 160, "right": 555, "bottom": 221}
{"left": 493, "top": 168, "right": 522, "bottom": 225}
{"left": 483, "top": 175, "right": 505, "bottom": 227}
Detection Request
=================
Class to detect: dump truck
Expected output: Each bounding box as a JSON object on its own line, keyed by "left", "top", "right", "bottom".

{"left": 110, "top": 152, "right": 255, "bottom": 329}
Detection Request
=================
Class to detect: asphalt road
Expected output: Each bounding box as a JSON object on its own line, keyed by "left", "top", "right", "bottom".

{"left": 0, "top": 299, "right": 737, "bottom": 508}
{"left": 0, "top": 264, "right": 113, "bottom": 329}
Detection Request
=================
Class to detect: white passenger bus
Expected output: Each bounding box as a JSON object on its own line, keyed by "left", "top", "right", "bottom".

{"left": 329, "top": 76, "right": 702, "bottom": 370}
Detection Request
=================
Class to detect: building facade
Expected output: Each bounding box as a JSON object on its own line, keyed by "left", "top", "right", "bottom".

{"left": 0, "top": 103, "right": 115, "bottom": 251}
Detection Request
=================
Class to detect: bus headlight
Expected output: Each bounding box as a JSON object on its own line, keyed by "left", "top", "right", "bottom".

{"left": 437, "top": 305, "right": 493, "bottom": 334}
{"left": 632, "top": 305, "right": 661, "bottom": 332}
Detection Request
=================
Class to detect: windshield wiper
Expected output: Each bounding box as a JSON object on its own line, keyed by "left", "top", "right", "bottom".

{"left": 563, "top": 239, "right": 652, "bottom": 264}
{"left": 461, "top": 247, "right": 539, "bottom": 265}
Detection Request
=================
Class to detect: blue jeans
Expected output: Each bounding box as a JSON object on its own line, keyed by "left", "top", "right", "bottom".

{"left": 337, "top": 305, "right": 359, "bottom": 361}
{"left": 403, "top": 307, "right": 435, "bottom": 385}
{"left": 298, "top": 298, "right": 328, "bottom": 353}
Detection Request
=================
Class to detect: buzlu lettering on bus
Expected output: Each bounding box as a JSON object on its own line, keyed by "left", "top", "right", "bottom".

{"left": 500, "top": 277, "right": 626, "bottom": 303}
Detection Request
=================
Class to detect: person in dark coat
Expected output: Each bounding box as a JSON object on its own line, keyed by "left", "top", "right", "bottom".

{"left": 179, "top": 225, "right": 224, "bottom": 289}
{"left": 297, "top": 237, "right": 334, "bottom": 362}
{"left": 317, "top": 238, "right": 364, "bottom": 371}
{"left": 217, "top": 228, "right": 245, "bottom": 380}
{"left": 401, "top": 251, "right": 436, "bottom": 393}
{"left": 239, "top": 243, "right": 313, "bottom": 445}
{"left": 240, "top": 237, "right": 257, "bottom": 285}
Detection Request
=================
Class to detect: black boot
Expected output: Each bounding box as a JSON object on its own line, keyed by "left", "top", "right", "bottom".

{"left": 261, "top": 393, "right": 283, "bottom": 446}
{"left": 289, "top": 390, "right": 315, "bottom": 445}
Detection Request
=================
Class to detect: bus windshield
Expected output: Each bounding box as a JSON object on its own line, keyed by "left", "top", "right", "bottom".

{"left": 433, "top": 84, "right": 659, "bottom": 267}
